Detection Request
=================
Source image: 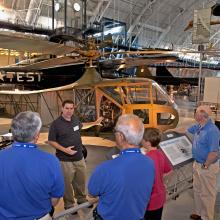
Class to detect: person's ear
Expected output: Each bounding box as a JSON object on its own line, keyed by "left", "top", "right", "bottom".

{"left": 33, "top": 132, "right": 40, "bottom": 143}
{"left": 142, "top": 139, "right": 151, "bottom": 148}
{"left": 119, "top": 132, "right": 125, "bottom": 141}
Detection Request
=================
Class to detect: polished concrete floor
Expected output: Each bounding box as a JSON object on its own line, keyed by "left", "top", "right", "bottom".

{"left": 0, "top": 96, "right": 220, "bottom": 220}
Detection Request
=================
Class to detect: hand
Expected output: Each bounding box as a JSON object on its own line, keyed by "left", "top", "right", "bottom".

{"left": 201, "top": 163, "right": 209, "bottom": 169}
{"left": 96, "top": 117, "right": 104, "bottom": 126}
{"left": 88, "top": 195, "right": 99, "bottom": 202}
{"left": 65, "top": 146, "right": 77, "bottom": 155}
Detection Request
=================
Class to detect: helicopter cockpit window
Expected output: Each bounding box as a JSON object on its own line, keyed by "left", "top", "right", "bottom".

{"left": 133, "top": 109, "right": 149, "bottom": 124}
{"left": 121, "top": 85, "right": 151, "bottom": 104}
{"left": 152, "top": 83, "right": 173, "bottom": 106}
{"left": 100, "top": 86, "right": 122, "bottom": 105}
{"left": 157, "top": 112, "right": 176, "bottom": 125}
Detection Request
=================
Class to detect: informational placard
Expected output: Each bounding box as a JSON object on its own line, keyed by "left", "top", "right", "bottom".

{"left": 192, "top": 8, "right": 211, "bottom": 44}
{"left": 160, "top": 135, "right": 192, "bottom": 167}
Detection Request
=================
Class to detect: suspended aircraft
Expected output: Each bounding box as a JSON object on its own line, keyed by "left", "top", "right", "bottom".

{"left": 0, "top": 30, "right": 179, "bottom": 131}
{"left": 184, "top": 1, "right": 220, "bottom": 31}
{"left": 0, "top": 30, "right": 178, "bottom": 89}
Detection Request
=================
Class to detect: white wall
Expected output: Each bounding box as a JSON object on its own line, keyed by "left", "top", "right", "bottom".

{"left": 203, "top": 77, "right": 220, "bottom": 103}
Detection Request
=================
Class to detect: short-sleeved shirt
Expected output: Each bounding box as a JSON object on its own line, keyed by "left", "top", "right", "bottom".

{"left": 88, "top": 148, "right": 155, "bottom": 220}
{"left": 187, "top": 119, "right": 220, "bottom": 163}
{"left": 146, "top": 149, "right": 172, "bottom": 210}
{"left": 0, "top": 143, "right": 64, "bottom": 220}
{"left": 48, "top": 115, "right": 83, "bottom": 161}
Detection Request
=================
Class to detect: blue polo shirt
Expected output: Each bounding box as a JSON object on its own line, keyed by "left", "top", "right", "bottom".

{"left": 0, "top": 143, "right": 64, "bottom": 220}
{"left": 88, "top": 148, "right": 155, "bottom": 220}
{"left": 188, "top": 119, "right": 220, "bottom": 163}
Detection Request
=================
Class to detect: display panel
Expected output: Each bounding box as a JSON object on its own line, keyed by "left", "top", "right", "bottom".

{"left": 160, "top": 135, "right": 192, "bottom": 166}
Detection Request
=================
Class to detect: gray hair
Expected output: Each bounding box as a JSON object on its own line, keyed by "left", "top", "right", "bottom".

{"left": 11, "top": 111, "right": 42, "bottom": 143}
{"left": 115, "top": 114, "right": 144, "bottom": 146}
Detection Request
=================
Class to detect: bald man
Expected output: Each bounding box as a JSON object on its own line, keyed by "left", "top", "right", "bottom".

{"left": 88, "top": 114, "right": 155, "bottom": 220}
{"left": 188, "top": 105, "right": 220, "bottom": 220}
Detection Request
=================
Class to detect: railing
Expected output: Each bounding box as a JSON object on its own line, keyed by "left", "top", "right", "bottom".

{"left": 53, "top": 199, "right": 97, "bottom": 220}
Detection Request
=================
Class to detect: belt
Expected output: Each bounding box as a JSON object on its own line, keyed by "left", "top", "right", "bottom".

{"left": 93, "top": 208, "right": 104, "bottom": 220}
{"left": 37, "top": 213, "right": 52, "bottom": 220}
{"left": 93, "top": 208, "right": 144, "bottom": 220}
{"left": 195, "top": 160, "right": 218, "bottom": 165}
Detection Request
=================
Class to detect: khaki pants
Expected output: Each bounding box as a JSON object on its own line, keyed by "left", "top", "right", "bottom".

{"left": 193, "top": 161, "right": 220, "bottom": 220}
{"left": 60, "top": 159, "right": 87, "bottom": 209}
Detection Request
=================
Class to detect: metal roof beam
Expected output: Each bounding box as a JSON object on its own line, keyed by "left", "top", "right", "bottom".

{"left": 130, "top": 23, "right": 165, "bottom": 46}
{"left": 98, "top": 0, "right": 113, "bottom": 22}
{"left": 25, "top": 0, "right": 43, "bottom": 26}
{"left": 153, "top": 9, "right": 184, "bottom": 48}
{"left": 127, "top": 0, "right": 157, "bottom": 41}
{"left": 138, "top": 23, "right": 165, "bottom": 32}
{"left": 88, "top": 1, "right": 104, "bottom": 25}
{"left": 88, "top": 0, "right": 113, "bottom": 24}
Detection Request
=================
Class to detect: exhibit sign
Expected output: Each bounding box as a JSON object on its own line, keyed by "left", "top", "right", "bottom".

{"left": 160, "top": 135, "right": 192, "bottom": 167}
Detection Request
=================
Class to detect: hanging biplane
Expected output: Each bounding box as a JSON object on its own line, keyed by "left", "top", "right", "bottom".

{"left": 0, "top": 30, "right": 179, "bottom": 131}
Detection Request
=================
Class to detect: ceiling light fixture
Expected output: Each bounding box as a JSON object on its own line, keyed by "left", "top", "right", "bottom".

{"left": 73, "top": 2, "right": 81, "bottom": 12}
{"left": 55, "top": 2, "right": 61, "bottom": 12}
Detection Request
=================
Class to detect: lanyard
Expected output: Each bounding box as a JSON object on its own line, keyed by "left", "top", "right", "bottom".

{"left": 12, "top": 142, "right": 37, "bottom": 148}
{"left": 120, "top": 148, "right": 141, "bottom": 155}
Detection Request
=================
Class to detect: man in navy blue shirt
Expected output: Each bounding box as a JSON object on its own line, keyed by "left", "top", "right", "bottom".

{"left": 88, "top": 114, "right": 155, "bottom": 220}
{"left": 0, "top": 111, "right": 64, "bottom": 220}
{"left": 48, "top": 99, "right": 103, "bottom": 211}
{"left": 188, "top": 105, "right": 220, "bottom": 220}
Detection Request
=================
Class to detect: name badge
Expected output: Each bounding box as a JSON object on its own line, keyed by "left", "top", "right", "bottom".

{"left": 73, "top": 125, "right": 79, "bottom": 131}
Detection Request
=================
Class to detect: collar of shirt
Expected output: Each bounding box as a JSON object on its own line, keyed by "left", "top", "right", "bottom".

{"left": 12, "top": 142, "right": 37, "bottom": 148}
{"left": 60, "top": 115, "right": 73, "bottom": 122}
{"left": 120, "top": 148, "right": 141, "bottom": 155}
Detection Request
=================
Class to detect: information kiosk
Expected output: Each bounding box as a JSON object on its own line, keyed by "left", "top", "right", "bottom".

{"left": 160, "top": 131, "right": 193, "bottom": 200}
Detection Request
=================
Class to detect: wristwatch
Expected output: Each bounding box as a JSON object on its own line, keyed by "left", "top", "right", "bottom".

{"left": 201, "top": 163, "right": 208, "bottom": 169}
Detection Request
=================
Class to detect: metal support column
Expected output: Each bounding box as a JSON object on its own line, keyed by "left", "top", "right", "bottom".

{"left": 82, "top": 0, "right": 87, "bottom": 30}
{"left": 64, "top": 0, "right": 67, "bottom": 33}
{"left": 197, "top": 52, "right": 203, "bottom": 105}
{"left": 52, "top": 0, "right": 55, "bottom": 31}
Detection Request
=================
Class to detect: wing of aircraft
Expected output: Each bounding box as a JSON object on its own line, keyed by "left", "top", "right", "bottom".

{"left": 0, "top": 56, "right": 84, "bottom": 72}
{"left": 155, "top": 66, "right": 198, "bottom": 85}
{"left": 0, "top": 31, "right": 76, "bottom": 55}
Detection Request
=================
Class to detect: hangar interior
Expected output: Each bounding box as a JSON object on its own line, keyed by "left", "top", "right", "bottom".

{"left": 0, "top": 0, "right": 220, "bottom": 220}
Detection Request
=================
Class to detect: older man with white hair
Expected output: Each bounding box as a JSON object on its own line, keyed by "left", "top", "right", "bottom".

{"left": 88, "top": 114, "right": 155, "bottom": 220}
{"left": 189, "top": 105, "right": 220, "bottom": 220}
{"left": 0, "top": 111, "right": 64, "bottom": 220}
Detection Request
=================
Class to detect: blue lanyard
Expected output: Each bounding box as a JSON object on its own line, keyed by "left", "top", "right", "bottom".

{"left": 12, "top": 142, "right": 37, "bottom": 148}
{"left": 120, "top": 148, "right": 141, "bottom": 155}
